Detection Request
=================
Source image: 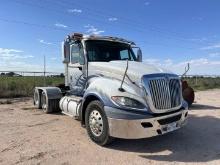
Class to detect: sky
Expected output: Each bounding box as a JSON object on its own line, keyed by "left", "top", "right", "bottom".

{"left": 0, "top": 0, "right": 220, "bottom": 75}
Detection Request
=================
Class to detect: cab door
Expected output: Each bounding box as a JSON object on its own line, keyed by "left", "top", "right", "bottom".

{"left": 68, "top": 41, "right": 86, "bottom": 96}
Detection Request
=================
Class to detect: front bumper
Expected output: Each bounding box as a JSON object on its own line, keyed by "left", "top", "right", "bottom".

{"left": 106, "top": 107, "right": 188, "bottom": 139}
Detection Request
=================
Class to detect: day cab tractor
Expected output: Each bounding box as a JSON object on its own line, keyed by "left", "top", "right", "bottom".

{"left": 34, "top": 33, "right": 189, "bottom": 146}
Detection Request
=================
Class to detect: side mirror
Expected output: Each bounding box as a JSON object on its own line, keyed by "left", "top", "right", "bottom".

{"left": 181, "top": 63, "right": 190, "bottom": 77}
{"left": 137, "top": 48, "right": 142, "bottom": 62}
{"left": 62, "top": 41, "right": 70, "bottom": 63}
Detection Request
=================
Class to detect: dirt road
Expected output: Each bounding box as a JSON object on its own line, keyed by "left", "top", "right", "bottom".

{"left": 0, "top": 89, "right": 220, "bottom": 165}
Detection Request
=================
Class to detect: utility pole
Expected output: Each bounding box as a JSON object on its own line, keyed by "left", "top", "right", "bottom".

{"left": 44, "top": 55, "right": 46, "bottom": 86}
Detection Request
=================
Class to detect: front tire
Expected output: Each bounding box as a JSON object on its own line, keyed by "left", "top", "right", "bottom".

{"left": 85, "top": 100, "right": 113, "bottom": 146}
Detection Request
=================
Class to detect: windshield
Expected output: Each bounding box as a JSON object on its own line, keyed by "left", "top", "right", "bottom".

{"left": 85, "top": 40, "right": 137, "bottom": 62}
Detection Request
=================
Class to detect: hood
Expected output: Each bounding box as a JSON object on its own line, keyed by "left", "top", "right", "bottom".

{"left": 89, "top": 61, "right": 172, "bottom": 82}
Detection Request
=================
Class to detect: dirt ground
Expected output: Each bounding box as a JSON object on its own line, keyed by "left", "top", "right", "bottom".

{"left": 0, "top": 89, "right": 220, "bottom": 165}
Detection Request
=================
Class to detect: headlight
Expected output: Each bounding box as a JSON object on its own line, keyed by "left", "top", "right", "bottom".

{"left": 111, "top": 96, "right": 146, "bottom": 109}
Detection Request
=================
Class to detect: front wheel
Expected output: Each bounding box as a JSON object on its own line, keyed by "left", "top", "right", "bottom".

{"left": 85, "top": 100, "right": 113, "bottom": 146}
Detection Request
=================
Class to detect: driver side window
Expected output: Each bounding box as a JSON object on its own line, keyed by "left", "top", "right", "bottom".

{"left": 71, "top": 43, "right": 84, "bottom": 64}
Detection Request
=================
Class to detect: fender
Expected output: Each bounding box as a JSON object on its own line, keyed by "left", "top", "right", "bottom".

{"left": 79, "top": 76, "right": 148, "bottom": 125}
{"left": 34, "top": 87, "right": 62, "bottom": 113}
{"left": 35, "top": 87, "right": 62, "bottom": 100}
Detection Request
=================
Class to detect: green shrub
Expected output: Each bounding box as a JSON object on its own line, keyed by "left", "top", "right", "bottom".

{"left": 0, "top": 76, "right": 64, "bottom": 98}
{"left": 183, "top": 77, "right": 220, "bottom": 91}
{"left": 0, "top": 76, "right": 219, "bottom": 98}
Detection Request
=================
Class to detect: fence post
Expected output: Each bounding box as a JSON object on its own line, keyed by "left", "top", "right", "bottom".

{"left": 196, "top": 76, "right": 198, "bottom": 86}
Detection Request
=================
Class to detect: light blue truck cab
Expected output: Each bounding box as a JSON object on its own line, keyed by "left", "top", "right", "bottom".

{"left": 34, "top": 33, "right": 188, "bottom": 146}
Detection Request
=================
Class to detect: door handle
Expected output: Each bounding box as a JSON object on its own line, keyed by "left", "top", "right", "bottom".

{"left": 78, "top": 66, "right": 82, "bottom": 71}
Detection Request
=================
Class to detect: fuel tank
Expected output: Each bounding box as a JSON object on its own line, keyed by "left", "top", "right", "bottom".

{"left": 59, "top": 96, "right": 82, "bottom": 117}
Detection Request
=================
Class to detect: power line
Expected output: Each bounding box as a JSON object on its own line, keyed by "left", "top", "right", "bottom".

{"left": 0, "top": 17, "right": 197, "bottom": 51}
{"left": 46, "top": 0, "right": 189, "bottom": 39}
{"left": 11, "top": 0, "right": 136, "bottom": 33}
{"left": 27, "top": 0, "right": 218, "bottom": 48}
{"left": 48, "top": 0, "right": 212, "bottom": 44}
{"left": 2, "top": 0, "right": 212, "bottom": 51}
{"left": 11, "top": 0, "right": 192, "bottom": 41}
{"left": 0, "top": 18, "right": 70, "bottom": 32}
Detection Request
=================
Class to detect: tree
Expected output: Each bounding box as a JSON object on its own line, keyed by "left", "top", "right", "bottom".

{"left": 7, "top": 72, "right": 15, "bottom": 77}
{"left": 60, "top": 73, "right": 65, "bottom": 77}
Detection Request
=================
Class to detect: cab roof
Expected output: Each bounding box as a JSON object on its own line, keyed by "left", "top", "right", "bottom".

{"left": 66, "top": 33, "right": 136, "bottom": 45}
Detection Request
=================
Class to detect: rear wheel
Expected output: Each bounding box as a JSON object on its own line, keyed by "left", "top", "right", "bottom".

{"left": 40, "top": 91, "right": 60, "bottom": 113}
{"left": 41, "top": 92, "right": 49, "bottom": 113}
{"left": 85, "top": 100, "right": 113, "bottom": 146}
{"left": 34, "top": 89, "right": 41, "bottom": 109}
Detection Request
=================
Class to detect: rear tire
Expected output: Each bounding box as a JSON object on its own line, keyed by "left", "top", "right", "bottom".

{"left": 40, "top": 91, "right": 60, "bottom": 113}
{"left": 41, "top": 92, "right": 49, "bottom": 113}
{"left": 85, "top": 100, "right": 113, "bottom": 146}
{"left": 34, "top": 89, "right": 42, "bottom": 109}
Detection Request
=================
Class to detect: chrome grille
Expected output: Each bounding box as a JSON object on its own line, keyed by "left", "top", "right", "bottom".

{"left": 148, "top": 78, "right": 181, "bottom": 110}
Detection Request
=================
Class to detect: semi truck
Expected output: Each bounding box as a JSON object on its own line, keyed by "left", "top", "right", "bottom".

{"left": 34, "top": 33, "right": 188, "bottom": 146}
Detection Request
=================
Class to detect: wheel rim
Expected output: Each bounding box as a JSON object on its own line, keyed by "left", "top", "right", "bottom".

{"left": 41, "top": 93, "right": 47, "bottom": 110}
{"left": 89, "top": 110, "right": 103, "bottom": 136}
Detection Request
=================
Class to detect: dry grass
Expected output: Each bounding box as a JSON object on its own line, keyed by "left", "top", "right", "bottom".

{"left": 0, "top": 76, "right": 219, "bottom": 98}
{"left": 0, "top": 76, "right": 64, "bottom": 98}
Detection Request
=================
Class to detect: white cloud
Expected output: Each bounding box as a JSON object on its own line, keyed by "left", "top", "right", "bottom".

{"left": 0, "top": 48, "right": 63, "bottom": 73}
{"left": 84, "top": 25, "right": 90, "bottom": 28}
{"left": 164, "top": 59, "right": 173, "bottom": 66}
{"left": 0, "top": 48, "right": 33, "bottom": 60}
{"left": 144, "top": 58, "right": 160, "bottom": 65}
{"left": 108, "top": 17, "right": 118, "bottom": 22}
{"left": 143, "top": 58, "right": 220, "bottom": 75}
{"left": 0, "top": 59, "right": 63, "bottom": 73}
{"left": 0, "top": 61, "right": 45, "bottom": 72}
{"left": 192, "top": 17, "right": 203, "bottom": 21}
{"left": 144, "top": 2, "right": 150, "bottom": 5}
{"left": 0, "top": 54, "right": 33, "bottom": 59}
{"left": 188, "top": 37, "right": 207, "bottom": 42}
{"left": 84, "top": 24, "right": 104, "bottom": 35}
{"left": 0, "top": 48, "right": 23, "bottom": 54}
{"left": 67, "top": 9, "right": 82, "bottom": 13}
{"left": 39, "top": 39, "right": 53, "bottom": 45}
{"left": 201, "top": 43, "right": 220, "bottom": 50}
{"left": 51, "top": 57, "right": 57, "bottom": 60}
{"left": 209, "top": 52, "right": 220, "bottom": 58}
{"left": 54, "top": 23, "right": 68, "bottom": 28}
{"left": 144, "top": 58, "right": 174, "bottom": 68}
{"left": 184, "top": 58, "right": 209, "bottom": 65}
